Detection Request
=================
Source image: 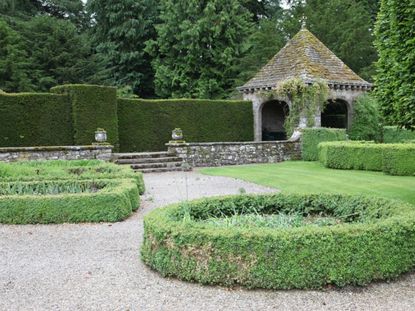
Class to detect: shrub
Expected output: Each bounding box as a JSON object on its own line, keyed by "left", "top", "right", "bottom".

{"left": 0, "top": 92, "right": 73, "bottom": 147}
{"left": 301, "top": 128, "right": 347, "bottom": 161}
{"left": 382, "top": 144, "right": 415, "bottom": 176}
{"left": 383, "top": 126, "right": 415, "bottom": 143}
{"left": 348, "top": 94, "right": 383, "bottom": 142}
{"left": 51, "top": 84, "right": 119, "bottom": 148}
{"left": 318, "top": 141, "right": 415, "bottom": 176}
{"left": 0, "top": 160, "right": 145, "bottom": 194}
{"left": 0, "top": 179, "right": 139, "bottom": 224}
{"left": 117, "top": 98, "right": 253, "bottom": 152}
{"left": 141, "top": 193, "right": 415, "bottom": 289}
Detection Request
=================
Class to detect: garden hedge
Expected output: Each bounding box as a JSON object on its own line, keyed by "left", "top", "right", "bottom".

{"left": 0, "top": 160, "right": 145, "bottom": 194}
{"left": 383, "top": 126, "right": 415, "bottom": 143}
{"left": 141, "top": 193, "right": 415, "bottom": 289}
{"left": 318, "top": 141, "right": 415, "bottom": 176}
{"left": 0, "top": 178, "right": 139, "bottom": 224}
{"left": 117, "top": 98, "right": 254, "bottom": 152}
{"left": 51, "top": 84, "right": 119, "bottom": 148}
{"left": 301, "top": 128, "right": 347, "bottom": 161}
{"left": 0, "top": 92, "right": 73, "bottom": 147}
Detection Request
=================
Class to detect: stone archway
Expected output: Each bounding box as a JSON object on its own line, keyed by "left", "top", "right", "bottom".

{"left": 261, "top": 100, "right": 289, "bottom": 141}
{"left": 321, "top": 99, "right": 349, "bottom": 129}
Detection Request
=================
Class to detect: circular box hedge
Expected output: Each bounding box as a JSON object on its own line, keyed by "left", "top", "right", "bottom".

{"left": 141, "top": 194, "right": 415, "bottom": 289}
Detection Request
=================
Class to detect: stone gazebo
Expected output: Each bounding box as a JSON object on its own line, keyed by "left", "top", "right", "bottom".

{"left": 238, "top": 28, "right": 372, "bottom": 141}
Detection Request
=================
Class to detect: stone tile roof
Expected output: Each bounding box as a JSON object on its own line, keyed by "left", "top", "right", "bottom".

{"left": 239, "top": 28, "right": 371, "bottom": 92}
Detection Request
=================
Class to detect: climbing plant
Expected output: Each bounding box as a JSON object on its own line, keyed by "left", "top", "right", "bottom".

{"left": 262, "top": 78, "right": 329, "bottom": 136}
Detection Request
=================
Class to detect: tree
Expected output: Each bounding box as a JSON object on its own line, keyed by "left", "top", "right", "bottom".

{"left": 149, "top": 0, "right": 253, "bottom": 99}
{"left": 374, "top": 0, "right": 415, "bottom": 129}
{"left": 22, "top": 16, "right": 101, "bottom": 91}
{"left": 0, "top": 18, "right": 31, "bottom": 92}
{"left": 88, "top": 0, "right": 158, "bottom": 97}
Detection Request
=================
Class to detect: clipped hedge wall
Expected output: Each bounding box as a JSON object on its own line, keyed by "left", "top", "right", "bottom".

{"left": 0, "top": 160, "right": 145, "bottom": 194}
{"left": 383, "top": 126, "right": 415, "bottom": 143}
{"left": 319, "top": 141, "right": 415, "bottom": 176}
{"left": 142, "top": 193, "right": 415, "bottom": 289}
{"left": 118, "top": 99, "right": 254, "bottom": 152}
{"left": 0, "top": 93, "right": 73, "bottom": 147}
{"left": 301, "top": 128, "right": 347, "bottom": 161}
{"left": 0, "top": 179, "right": 139, "bottom": 224}
{"left": 51, "top": 84, "right": 119, "bottom": 148}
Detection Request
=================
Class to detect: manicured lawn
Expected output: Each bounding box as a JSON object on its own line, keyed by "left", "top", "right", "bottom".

{"left": 200, "top": 161, "right": 415, "bottom": 205}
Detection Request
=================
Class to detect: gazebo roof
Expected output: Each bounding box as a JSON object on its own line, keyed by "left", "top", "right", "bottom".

{"left": 238, "top": 28, "right": 372, "bottom": 93}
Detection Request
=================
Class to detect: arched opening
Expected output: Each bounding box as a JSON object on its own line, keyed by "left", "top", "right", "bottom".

{"left": 261, "top": 100, "right": 289, "bottom": 141}
{"left": 321, "top": 99, "right": 348, "bottom": 129}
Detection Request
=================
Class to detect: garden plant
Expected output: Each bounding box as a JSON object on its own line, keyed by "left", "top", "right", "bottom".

{"left": 142, "top": 193, "right": 415, "bottom": 289}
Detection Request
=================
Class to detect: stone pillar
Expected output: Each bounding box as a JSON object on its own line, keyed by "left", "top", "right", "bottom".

{"left": 243, "top": 93, "right": 264, "bottom": 142}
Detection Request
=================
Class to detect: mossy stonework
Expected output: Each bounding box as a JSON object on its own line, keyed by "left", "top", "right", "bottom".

{"left": 141, "top": 193, "right": 415, "bottom": 289}
{"left": 238, "top": 28, "right": 372, "bottom": 141}
{"left": 167, "top": 141, "right": 301, "bottom": 167}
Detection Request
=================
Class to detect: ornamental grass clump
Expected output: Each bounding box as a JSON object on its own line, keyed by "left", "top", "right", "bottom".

{"left": 142, "top": 193, "right": 415, "bottom": 289}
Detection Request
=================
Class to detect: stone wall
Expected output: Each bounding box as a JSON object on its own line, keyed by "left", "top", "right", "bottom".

{"left": 167, "top": 141, "right": 301, "bottom": 167}
{"left": 0, "top": 145, "right": 113, "bottom": 162}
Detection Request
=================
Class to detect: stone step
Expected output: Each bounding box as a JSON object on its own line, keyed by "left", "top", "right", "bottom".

{"left": 136, "top": 167, "right": 187, "bottom": 174}
{"left": 113, "top": 152, "right": 171, "bottom": 160}
{"left": 115, "top": 156, "right": 182, "bottom": 165}
{"left": 130, "top": 161, "right": 183, "bottom": 170}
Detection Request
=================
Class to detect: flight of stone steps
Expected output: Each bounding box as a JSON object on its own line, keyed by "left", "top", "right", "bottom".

{"left": 113, "top": 151, "right": 190, "bottom": 173}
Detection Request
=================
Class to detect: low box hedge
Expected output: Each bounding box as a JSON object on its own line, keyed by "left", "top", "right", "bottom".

{"left": 301, "top": 128, "right": 347, "bottom": 161}
{"left": 0, "top": 160, "right": 145, "bottom": 194}
{"left": 318, "top": 141, "right": 415, "bottom": 176}
{"left": 0, "top": 179, "right": 139, "bottom": 224}
{"left": 141, "top": 193, "right": 415, "bottom": 289}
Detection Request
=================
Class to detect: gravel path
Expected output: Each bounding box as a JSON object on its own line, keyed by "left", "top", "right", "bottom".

{"left": 1, "top": 171, "right": 414, "bottom": 311}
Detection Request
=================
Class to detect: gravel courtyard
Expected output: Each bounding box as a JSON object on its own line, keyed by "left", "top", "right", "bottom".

{"left": 1, "top": 171, "right": 414, "bottom": 311}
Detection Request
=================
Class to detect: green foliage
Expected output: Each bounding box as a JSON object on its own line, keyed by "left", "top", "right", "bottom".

{"left": 383, "top": 126, "right": 415, "bottom": 143}
{"left": 117, "top": 98, "right": 253, "bottom": 152}
{"left": 348, "top": 94, "right": 383, "bottom": 142}
{"left": 382, "top": 144, "right": 415, "bottom": 176}
{"left": 22, "top": 16, "right": 103, "bottom": 92}
{"left": 142, "top": 193, "right": 415, "bottom": 289}
{"left": 267, "top": 78, "right": 329, "bottom": 136}
{"left": 319, "top": 141, "right": 415, "bottom": 176}
{"left": 0, "top": 178, "right": 139, "bottom": 224}
{"left": 88, "top": 0, "right": 158, "bottom": 97}
{"left": 374, "top": 0, "right": 415, "bottom": 129}
{"left": 51, "top": 84, "right": 119, "bottom": 148}
{"left": 0, "top": 19, "right": 31, "bottom": 92}
{"left": 148, "top": 0, "right": 253, "bottom": 99}
{"left": 0, "top": 160, "right": 145, "bottom": 195}
{"left": 301, "top": 128, "right": 347, "bottom": 161}
{"left": 0, "top": 92, "right": 73, "bottom": 147}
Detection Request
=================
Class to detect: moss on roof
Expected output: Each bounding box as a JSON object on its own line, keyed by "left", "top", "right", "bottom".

{"left": 240, "top": 28, "right": 370, "bottom": 90}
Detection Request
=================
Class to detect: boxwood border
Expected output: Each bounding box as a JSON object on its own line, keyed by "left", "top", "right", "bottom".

{"left": 0, "top": 178, "right": 139, "bottom": 224}
{"left": 141, "top": 193, "right": 415, "bottom": 289}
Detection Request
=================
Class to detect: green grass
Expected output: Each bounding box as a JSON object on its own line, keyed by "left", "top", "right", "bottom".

{"left": 200, "top": 161, "right": 415, "bottom": 205}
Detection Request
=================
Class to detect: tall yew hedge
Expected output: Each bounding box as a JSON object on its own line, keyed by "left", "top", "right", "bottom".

{"left": 374, "top": 0, "right": 415, "bottom": 130}
{"left": 118, "top": 99, "right": 254, "bottom": 152}
{"left": 0, "top": 93, "right": 73, "bottom": 147}
{"left": 51, "top": 84, "right": 119, "bottom": 148}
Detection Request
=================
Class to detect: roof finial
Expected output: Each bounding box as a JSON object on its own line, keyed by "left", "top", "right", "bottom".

{"left": 301, "top": 15, "right": 307, "bottom": 29}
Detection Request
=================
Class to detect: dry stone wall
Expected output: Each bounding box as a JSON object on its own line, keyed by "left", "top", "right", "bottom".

{"left": 167, "top": 141, "right": 301, "bottom": 167}
{"left": 0, "top": 145, "right": 113, "bottom": 162}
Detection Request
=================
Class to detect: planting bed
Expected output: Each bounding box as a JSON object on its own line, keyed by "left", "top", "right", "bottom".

{"left": 0, "top": 160, "right": 145, "bottom": 194}
{"left": 0, "top": 179, "right": 139, "bottom": 224}
{"left": 142, "top": 193, "right": 415, "bottom": 289}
